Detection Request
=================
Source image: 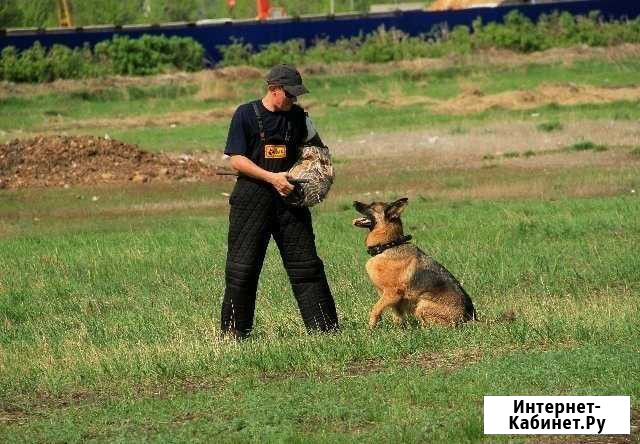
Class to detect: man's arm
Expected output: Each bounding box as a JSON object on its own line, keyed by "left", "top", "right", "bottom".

{"left": 304, "top": 114, "right": 325, "bottom": 147}
{"left": 229, "top": 155, "right": 294, "bottom": 196}
{"left": 307, "top": 133, "right": 325, "bottom": 147}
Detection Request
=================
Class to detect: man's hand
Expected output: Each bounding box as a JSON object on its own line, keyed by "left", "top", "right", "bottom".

{"left": 269, "top": 172, "right": 294, "bottom": 196}
{"left": 228, "top": 155, "right": 293, "bottom": 195}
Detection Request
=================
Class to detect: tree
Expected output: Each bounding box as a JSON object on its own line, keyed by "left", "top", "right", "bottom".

{"left": 74, "top": 0, "right": 144, "bottom": 26}
{"left": 17, "top": 0, "right": 57, "bottom": 28}
{"left": 0, "top": 0, "right": 24, "bottom": 28}
{"left": 163, "top": 0, "right": 201, "bottom": 22}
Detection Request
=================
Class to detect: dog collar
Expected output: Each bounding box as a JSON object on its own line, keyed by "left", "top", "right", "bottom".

{"left": 367, "top": 235, "right": 412, "bottom": 256}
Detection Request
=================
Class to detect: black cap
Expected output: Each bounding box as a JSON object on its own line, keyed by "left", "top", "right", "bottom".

{"left": 265, "top": 64, "right": 309, "bottom": 96}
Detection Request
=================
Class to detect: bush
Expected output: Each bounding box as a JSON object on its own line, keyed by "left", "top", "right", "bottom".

{"left": 167, "top": 35, "right": 205, "bottom": 71}
{"left": 0, "top": 34, "right": 204, "bottom": 82}
{"left": 216, "top": 38, "right": 253, "bottom": 67}
{"left": 11, "top": 42, "right": 50, "bottom": 82}
{"left": 446, "top": 25, "right": 473, "bottom": 55}
{"left": 94, "top": 34, "right": 204, "bottom": 75}
{"left": 359, "top": 26, "right": 437, "bottom": 63}
{"left": 0, "top": 46, "right": 20, "bottom": 82}
{"left": 360, "top": 27, "right": 407, "bottom": 63}
{"left": 304, "top": 36, "right": 362, "bottom": 64}
{"left": 472, "top": 11, "right": 550, "bottom": 52}
{"left": 49, "top": 44, "right": 101, "bottom": 79}
{"left": 4, "top": 10, "right": 640, "bottom": 82}
{"left": 0, "top": 42, "right": 95, "bottom": 82}
{"left": 215, "top": 10, "right": 640, "bottom": 69}
{"left": 249, "top": 39, "right": 305, "bottom": 68}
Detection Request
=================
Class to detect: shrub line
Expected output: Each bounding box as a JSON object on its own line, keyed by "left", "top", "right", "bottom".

{"left": 2, "top": 11, "right": 640, "bottom": 83}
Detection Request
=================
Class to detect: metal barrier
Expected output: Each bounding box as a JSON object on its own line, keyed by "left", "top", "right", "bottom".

{"left": 1, "top": 0, "right": 638, "bottom": 64}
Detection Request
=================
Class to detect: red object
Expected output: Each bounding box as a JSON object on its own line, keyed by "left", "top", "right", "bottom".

{"left": 257, "top": 0, "right": 270, "bottom": 20}
{"left": 227, "top": 0, "right": 236, "bottom": 8}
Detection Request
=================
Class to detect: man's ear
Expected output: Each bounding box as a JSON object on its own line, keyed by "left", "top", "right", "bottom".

{"left": 385, "top": 198, "right": 409, "bottom": 220}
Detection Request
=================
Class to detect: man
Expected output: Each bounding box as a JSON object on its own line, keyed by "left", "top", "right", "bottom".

{"left": 220, "top": 64, "right": 339, "bottom": 339}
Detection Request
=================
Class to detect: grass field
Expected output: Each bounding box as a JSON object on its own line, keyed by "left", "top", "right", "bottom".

{"left": 1, "top": 45, "right": 639, "bottom": 442}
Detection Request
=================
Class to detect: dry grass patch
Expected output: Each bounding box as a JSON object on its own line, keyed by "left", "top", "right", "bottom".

{"left": 403, "top": 178, "right": 625, "bottom": 201}
{"left": 338, "top": 95, "right": 437, "bottom": 108}
{"left": 3, "top": 45, "right": 639, "bottom": 99}
{"left": 334, "top": 145, "right": 638, "bottom": 201}
{"left": 40, "top": 107, "right": 236, "bottom": 132}
{"left": 0, "top": 67, "right": 262, "bottom": 100}
{"left": 331, "top": 120, "right": 640, "bottom": 162}
{"left": 437, "top": 84, "right": 640, "bottom": 114}
{"left": 193, "top": 69, "right": 247, "bottom": 102}
{"left": 112, "top": 198, "right": 227, "bottom": 214}
{"left": 343, "top": 347, "right": 487, "bottom": 378}
{"left": 0, "top": 72, "right": 197, "bottom": 99}
{"left": 211, "top": 65, "right": 263, "bottom": 79}
{"left": 303, "top": 44, "right": 640, "bottom": 78}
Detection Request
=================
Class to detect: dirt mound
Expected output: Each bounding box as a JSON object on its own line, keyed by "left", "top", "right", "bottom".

{"left": 0, "top": 135, "right": 219, "bottom": 189}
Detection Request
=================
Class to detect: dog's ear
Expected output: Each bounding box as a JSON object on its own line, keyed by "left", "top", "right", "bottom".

{"left": 353, "top": 201, "right": 370, "bottom": 214}
{"left": 385, "top": 198, "right": 408, "bottom": 220}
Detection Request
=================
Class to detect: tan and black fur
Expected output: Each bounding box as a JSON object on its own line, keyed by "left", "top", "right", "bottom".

{"left": 353, "top": 198, "right": 477, "bottom": 328}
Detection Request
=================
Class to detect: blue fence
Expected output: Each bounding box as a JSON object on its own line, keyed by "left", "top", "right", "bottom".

{"left": 1, "top": 0, "right": 639, "bottom": 64}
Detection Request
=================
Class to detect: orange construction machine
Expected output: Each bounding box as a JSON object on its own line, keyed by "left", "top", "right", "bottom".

{"left": 56, "top": 0, "right": 74, "bottom": 27}
{"left": 255, "top": 0, "right": 286, "bottom": 20}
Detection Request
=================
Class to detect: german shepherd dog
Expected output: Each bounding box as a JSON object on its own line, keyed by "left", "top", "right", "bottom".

{"left": 353, "top": 198, "right": 477, "bottom": 328}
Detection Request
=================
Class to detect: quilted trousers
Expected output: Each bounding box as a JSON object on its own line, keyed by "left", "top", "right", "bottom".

{"left": 221, "top": 178, "right": 339, "bottom": 339}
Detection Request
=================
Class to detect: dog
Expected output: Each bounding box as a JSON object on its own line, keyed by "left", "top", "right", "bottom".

{"left": 353, "top": 198, "right": 477, "bottom": 328}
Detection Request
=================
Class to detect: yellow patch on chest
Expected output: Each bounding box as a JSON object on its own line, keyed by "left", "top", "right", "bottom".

{"left": 265, "top": 144, "right": 286, "bottom": 159}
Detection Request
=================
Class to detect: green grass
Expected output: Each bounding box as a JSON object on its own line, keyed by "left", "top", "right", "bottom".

{"left": 568, "top": 140, "right": 608, "bottom": 152}
{"left": 1, "top": 48, "right": 639, "bottom": 441}
{"left": 2, "top": 345, "right": 636, "bottom": 443}
{"left": 310, "top": 100, "right": 640, "bottom": 151}
{"left": 1, "top": 191, "right": 638, "bottom": 440}
{"left": 478, "top": 58, "right": 640, "bottom": 94}
{"left": 110, "top": 122, "right": 228, "bottom": 153}
{"left": 3, "top": 98, "right": 636, "bottom": 153}
{"left": 536, "top": 120, "right": 563, "bottom": 132}
{"left": 503, "top": 151, "right": 521, "bottom": 158}
{"left": 0, "top": 182, "right": 230, "bottom": 221}
{"left": 2, "top": 55, "right": 640, "bottom": 149}
{"left": 0, "top": 92, "right": 214, "bottom": 133}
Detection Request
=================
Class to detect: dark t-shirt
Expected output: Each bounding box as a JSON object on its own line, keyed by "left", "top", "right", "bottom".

{"left": 224, "top": 100, "right": 307, "bottom": 159}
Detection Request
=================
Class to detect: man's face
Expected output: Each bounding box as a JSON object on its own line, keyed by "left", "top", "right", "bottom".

{"left": 270, "top": 86, "right": 297, "bottom": 111}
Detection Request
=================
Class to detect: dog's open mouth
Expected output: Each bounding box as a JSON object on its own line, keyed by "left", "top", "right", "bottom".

{"left": 353, "top": 217, "right": 373, "bottom": 228}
